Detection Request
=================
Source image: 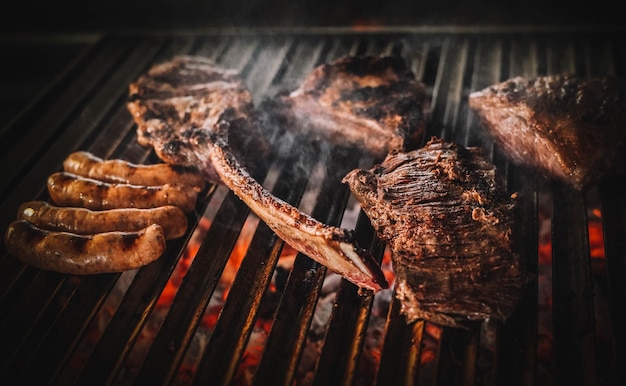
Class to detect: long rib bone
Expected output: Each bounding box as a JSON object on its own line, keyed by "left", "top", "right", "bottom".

{"left": 193, "top": 127, "right": 388, "bottom": 292}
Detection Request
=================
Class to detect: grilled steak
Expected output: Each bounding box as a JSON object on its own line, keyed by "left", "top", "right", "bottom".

{"left": 468, "top": 74, "right": 626, "bottom": 190}
{"left": 127, "top": 55, "right": 270, "bottom": 183}
{"left": 127, "top": 55, "right": 388, "bottom": 292}
{"left": 267, "top": 55, "right": 430, "bottom": 159}
{"left": 343, "top": 137, "right": 525, "bottom": 327}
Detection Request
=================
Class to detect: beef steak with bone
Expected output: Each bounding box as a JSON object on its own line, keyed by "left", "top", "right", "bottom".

{"left": 127, "top": 55, "right": 392, "bottom": 292}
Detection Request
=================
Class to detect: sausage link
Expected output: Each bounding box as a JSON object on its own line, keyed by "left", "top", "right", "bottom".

{"left": 4, "top": 220, "right": 166, "bottom": 274}
{"left": 18, "top": 201, "right": 188, "bottom": 240}
{"left": 63, "top": 151, "right": 206, "bottom": 191}
{"left": 47, "top": 172, "right": 198, "bottom": 213}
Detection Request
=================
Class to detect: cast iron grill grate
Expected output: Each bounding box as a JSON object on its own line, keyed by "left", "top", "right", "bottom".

{"left": 0, "top": 30, "right": 624, "bottom": 386}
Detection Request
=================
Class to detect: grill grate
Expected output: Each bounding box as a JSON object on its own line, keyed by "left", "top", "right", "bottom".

{"left": 0, "top": 30, "right": 625, "bottom": 386}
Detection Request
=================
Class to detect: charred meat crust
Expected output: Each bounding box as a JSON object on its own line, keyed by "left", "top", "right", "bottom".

{"left": 127, "top": 55, "right": 271, "bottom": 183}
{"left": 343, "top": 137, "right": 525, "bottom": 327}
{"left": 468, "top": 74, "right": 626, "bottom": 190}
{"left": 269, "top": 55, "right": 430, "bottom": 159}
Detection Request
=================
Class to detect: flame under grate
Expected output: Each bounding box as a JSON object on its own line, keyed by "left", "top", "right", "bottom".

{"left": 0, "top": 30, "right": 625, "bottom": 386}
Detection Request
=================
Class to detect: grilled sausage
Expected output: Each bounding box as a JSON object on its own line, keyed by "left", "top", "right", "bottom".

{"left": 4, "top": 220, "right": 166, "bottom": 274}
{"left": 63, "top": 151, "right": 206, "bottom": 191}
{"left": 47, "top": 172, "right": 198, "bottom": 213}
{"left": 18, "top": 201, "right": 188, "bottom": 240}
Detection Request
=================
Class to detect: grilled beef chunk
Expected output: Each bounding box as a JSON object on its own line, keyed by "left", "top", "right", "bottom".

{"left": 127, "top": 55, "right": 270, "bottom": 183}
{"left": 343, "top": 137, "right": 525, "bottom": 327}
{"left": 469, "top": 74, "right": 626, "bottom": 190}
{"left": 127, "top": 55, "right": 388, "bottom": 292}
{"left": 268, "top": 55, "right": 430, "bottom": 159}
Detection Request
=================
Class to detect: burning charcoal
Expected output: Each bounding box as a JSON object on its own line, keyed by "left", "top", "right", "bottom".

{"left": 343, "top": 137, "right": 526, "bottom": 328}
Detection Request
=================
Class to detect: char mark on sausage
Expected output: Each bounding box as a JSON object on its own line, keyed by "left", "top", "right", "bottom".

{"left": 4, "top": 221, "right": 166, "bottom": 275}
{"left": 47, "top": 172, "right": 199, "bottom": 213}
{"left": 18, "top": 201, "right": 188, "bottom": 240}
{"left": 63, "top": 151, "right": 206, "bottom": 191}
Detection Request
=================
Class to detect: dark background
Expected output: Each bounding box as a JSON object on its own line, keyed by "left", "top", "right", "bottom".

{"left": 0, "top": 0, "right": 623, "bottom": 33}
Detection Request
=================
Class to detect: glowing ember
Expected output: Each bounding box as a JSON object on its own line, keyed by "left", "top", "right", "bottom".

{"left": 588, "top": 209, "right": 605, "bottom": 259}
{"left": 536, "top": 204, "right": 608, "bottom": 381}
{"left": 66, "top": 201, "right": 610, "bottom": 385}
{"left": 157, "top": 217, "right": 211, "bottom": 307}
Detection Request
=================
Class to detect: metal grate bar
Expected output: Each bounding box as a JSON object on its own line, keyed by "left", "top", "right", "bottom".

{"left": 0, "top": 37, "right": 169, "bottom": 383}
{"left": 0, "top": 30, "right": 624, "bottom": 386}
{"left": 431, "top": 38, "right": 469, "bottom": 143}
{"left": 0, "top": 36, "right": 130, "bottom": 202}
{"left": 551, "top": 184, "right": 597, "bottom": 386}
{"left": 131, "top": 35, "right": 298, "bottom": 385}
{"left": 69, "top": 36, "right": 217, "bottom": 386}
{"left": 376, "top": 299, "right": 428, "bottom": 385}
{"left": 312, "top": 210, "right": 386, "bottom": 386}
{"left": 598, "top": 177, "right": 626, "bottom": 386}
{"left": 191, "top": 135, "right": 318, "bottom": 385}
{"left": 253, "top": 145, "right": 363, "bottom": 386}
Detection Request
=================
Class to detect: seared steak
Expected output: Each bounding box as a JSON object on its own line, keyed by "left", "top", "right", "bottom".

{"left": 468, "top": 74, "right": 626, "bottom": 190}
{"left": 268, "top": 55, "right": 430, "bottom": 159}
{"left": 343, "top": 137, "right": 525, "bottom": 327}
{"left": 127, "top": 55, "right": 388, "bottom": 292}
{"left": 127, "top": 55, "right": 270, "bottom": 183}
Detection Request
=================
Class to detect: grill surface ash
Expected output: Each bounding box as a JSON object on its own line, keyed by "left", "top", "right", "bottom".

{"left": 343, "top": 137, "right": 526, "bottom": 328}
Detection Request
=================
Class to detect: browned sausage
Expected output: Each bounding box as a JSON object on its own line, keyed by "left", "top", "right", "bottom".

{"left": 63, "top": 151, "right": 206, "bottom": 191}
{"left": 47, "top": 172, "right": 198, "bottom": 213}
{"left": 18, "top": 201, "right": 188, "bottom": 240}
{"left": 4, "top": 220, "right": 166, "bottom": 274}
